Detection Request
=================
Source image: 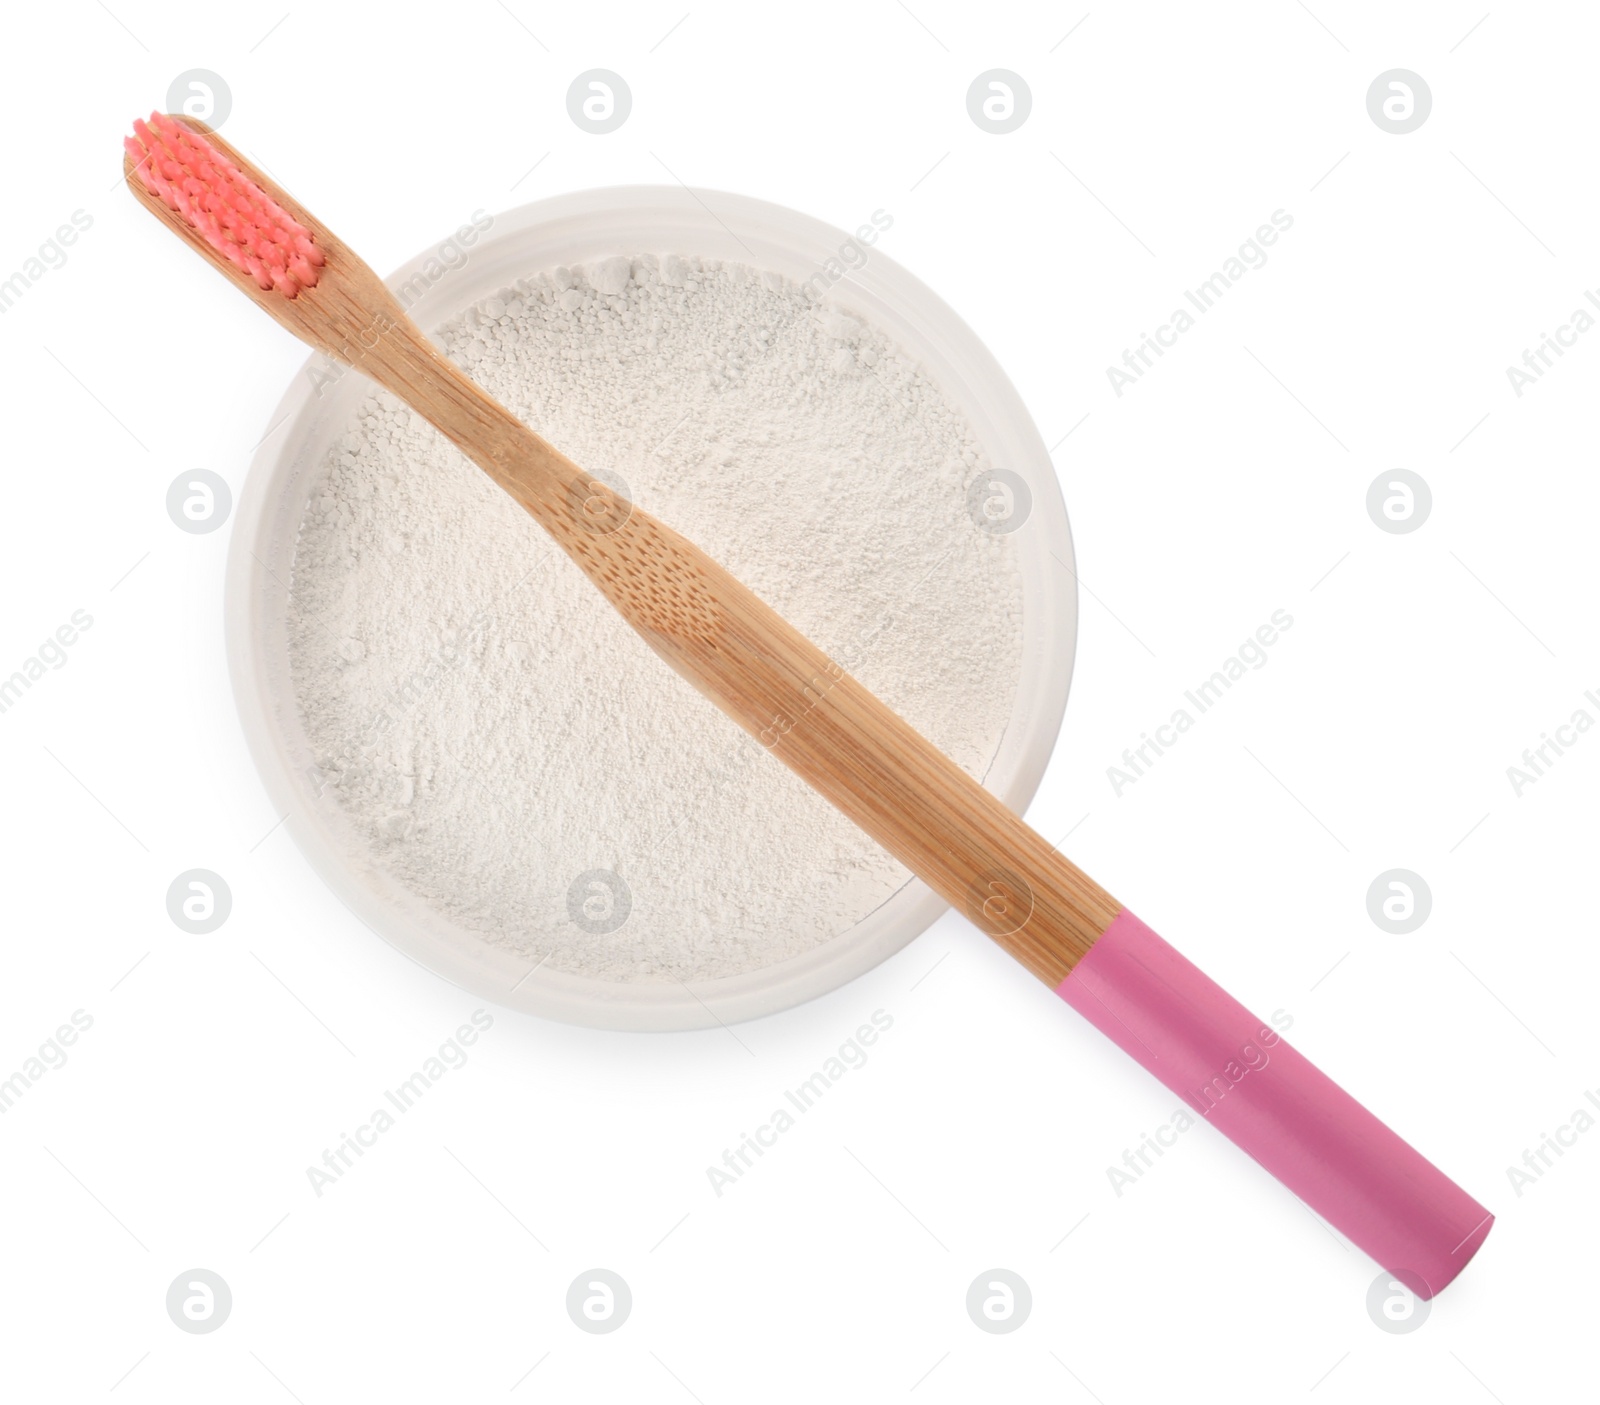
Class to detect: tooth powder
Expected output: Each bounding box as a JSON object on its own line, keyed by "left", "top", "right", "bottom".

{"left": 288, "top": 252, "right": 1023, "bottom": 982}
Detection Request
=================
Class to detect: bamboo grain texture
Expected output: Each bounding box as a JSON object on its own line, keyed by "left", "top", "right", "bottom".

{"left": 128, "top": 119, "right": 1122, "bottom": 985}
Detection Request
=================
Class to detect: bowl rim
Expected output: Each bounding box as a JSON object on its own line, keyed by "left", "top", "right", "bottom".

{"left": 226, "top": 183, "right": 1078, "bottom": 1030}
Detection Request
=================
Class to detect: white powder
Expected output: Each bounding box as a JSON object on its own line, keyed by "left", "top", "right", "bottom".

{"left": 287, "top": 252, "right": 1022, "bottom": 983}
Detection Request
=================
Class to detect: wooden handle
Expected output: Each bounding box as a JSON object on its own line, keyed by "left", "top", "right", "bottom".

{"left": 129, "top": 116, "right": 1122, "bottom": 984}
{"left": 358, "top": 327, "right": 1121, "bottom": 984}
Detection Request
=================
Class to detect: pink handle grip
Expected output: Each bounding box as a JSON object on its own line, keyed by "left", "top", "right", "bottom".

{"left": 1057, "top": 909, "right": 1492, "bottom": 1298}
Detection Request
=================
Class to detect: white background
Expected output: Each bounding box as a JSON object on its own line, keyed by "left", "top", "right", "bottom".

{"left": 1, "top": 1, "right": 1595, "bottom": 1400}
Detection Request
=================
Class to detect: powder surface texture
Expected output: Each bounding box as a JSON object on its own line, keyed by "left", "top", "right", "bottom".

{"left": 287, "top": 252, "right": 1023, "bottom": 983}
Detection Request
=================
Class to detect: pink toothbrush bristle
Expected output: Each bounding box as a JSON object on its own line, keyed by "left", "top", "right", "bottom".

{"left": 125, "top": 112, "right": 324, "bottom": 296}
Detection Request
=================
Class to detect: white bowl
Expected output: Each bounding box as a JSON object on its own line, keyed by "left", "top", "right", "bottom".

{"left": 226, "top": 186, "right": 1077, "bottom": 1030}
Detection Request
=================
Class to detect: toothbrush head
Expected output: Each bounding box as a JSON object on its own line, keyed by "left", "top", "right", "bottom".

{"left": 124, "top": 112, "right": 323, "bottom": 297}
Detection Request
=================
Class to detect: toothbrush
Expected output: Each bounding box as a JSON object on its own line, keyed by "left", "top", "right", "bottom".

{"left": 123, "top": 112, "right": 1492, "bottom": 1298}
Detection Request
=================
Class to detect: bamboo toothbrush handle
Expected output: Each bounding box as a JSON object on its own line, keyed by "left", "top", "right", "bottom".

{"left": 363, "top": 334, "right": 1495, "bottom": 1300}
{"left": 357, "top": 321, "right": 1496, "bottom": 1302}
